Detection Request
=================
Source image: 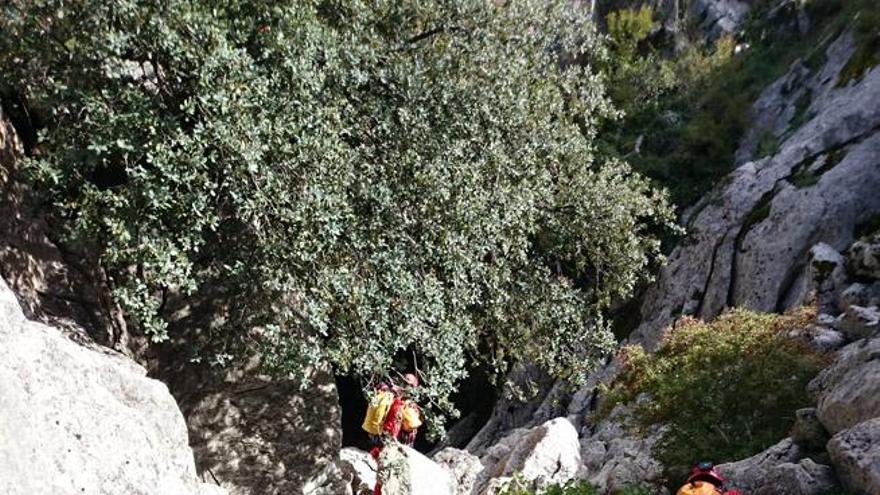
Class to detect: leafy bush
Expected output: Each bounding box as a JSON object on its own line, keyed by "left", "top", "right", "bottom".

{"left": 604, "top": 307, "right": 829, "bottom": 484}
{"left": 498, "top": 476, "right": 651, "bottom": 495}
{"left": 0, "top": 0, "right": 675, "bottom": 433}
{"left": 499, "top": 478, "right": 598, "bottom": 495}
{"left": 606, "top": 6, "right": 654, "bottom": 58}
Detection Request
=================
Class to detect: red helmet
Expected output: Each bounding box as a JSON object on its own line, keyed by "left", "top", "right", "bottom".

{"left": 403, "top": 373, "right": 420, "bottom": 388}
{"left": 686, "top": 462, "right": 725, "bottom": 488}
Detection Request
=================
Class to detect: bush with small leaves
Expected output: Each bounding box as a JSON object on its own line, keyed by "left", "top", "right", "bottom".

{"left": 604, "top": 307, "right": 829, "bottom": 484}
{"left": 1, "top": 0, "right": 675, "bottom": 435}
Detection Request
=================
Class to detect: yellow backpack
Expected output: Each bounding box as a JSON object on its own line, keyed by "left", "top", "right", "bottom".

{"left": 401, "top": 400, "right": 422, "bottom": 432}
{"left": 676, "top": 481, "right": 722, "bottom": 495}
{"left": 362, "top": 390, "right": 395, "bottom": 435}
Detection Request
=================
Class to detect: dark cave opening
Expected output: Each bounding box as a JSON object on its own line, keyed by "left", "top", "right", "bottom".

{"left": 336, "top": 364, "right": 498, "bottom": 454}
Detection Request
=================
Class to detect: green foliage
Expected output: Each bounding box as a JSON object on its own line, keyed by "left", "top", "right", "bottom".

{"left": 604, "top": 308, "right": 829, "bottom": 485}
{"left": 755, "top": 130, "right": 780, "bottom": 158}
{"left": 0, "top": 0, "right": 675, "bottom": 434}
{"left": 790, "top": 147, "right": 847, "bottom": 189}
{"left": 601, "top": 7, "right": 677, "bottom": 119}
{"left": 607, "top": 6, "right": 654, "bottom": 58}
{"left": 837, "top": 32, "right": 880, "bottom": 87}
{"left": 498, "top": 478, "right": 598, "bottom": 495}
{"left": 498, "top": 476, "right": 650, "bottom": 495}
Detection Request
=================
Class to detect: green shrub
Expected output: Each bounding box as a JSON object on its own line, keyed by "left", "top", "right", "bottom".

{"left": 607, "top": 6, "right": 654, "bottom": 58}
{"left": 604, "top": 307, "right": 829, "bottom": 485}
{"left": 498, "top": 476, "right": 650, "bottom": 495}
{"left": 0, "top": 0, "right": 676, "bottom": 434}
{"left": 499, "top": 479, "right": 598, "bottom": 495}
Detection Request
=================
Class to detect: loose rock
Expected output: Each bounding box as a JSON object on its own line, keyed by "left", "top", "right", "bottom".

{"left": 0, "top": 277, "right": 222, "bottom": 495}
{"left": 848, "top": 234, "right": 880, "bottom": 280}
{"left": 827, "top": 418, "right": 880, "bottom": 494}
{"left": 718, "top": 438, "right": 803, "bottom": 493}
{"left": 753, "top": 459, "right": 839, "bottom": 495}
{"left": 810, "top": 337, "right": 880, "bottom": 434}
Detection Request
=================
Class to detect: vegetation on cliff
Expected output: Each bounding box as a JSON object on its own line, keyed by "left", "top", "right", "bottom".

{"left": 605, "top": 307, "right": 829, "bottom": 483}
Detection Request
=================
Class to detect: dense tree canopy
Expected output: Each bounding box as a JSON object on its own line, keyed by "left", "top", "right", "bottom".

{"left": 1, "top": 0, "right": 674, "bottom": 431}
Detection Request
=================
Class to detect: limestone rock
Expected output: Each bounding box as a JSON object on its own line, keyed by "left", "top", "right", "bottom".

{"left": 840, "top": 282, "right": 880, "bottom": 312}
{"left": 379, "top": 444, "right": 454, "bottom": 495}
{"left": 339, "top": 447, "right": 378, "bottom": 495}
{"left": 0, "top": 277, "right": 221, "bottom": 495}
{"left": 0, "top": 104, "right": 127, "bottom": 350}
{"left": 827, "top": 418, "right": 880, "bottom": 494}
{"left": 788, "top": 325, "right": 846, "bottom": 352}
{"left": 718, "top": 438, "right": 803, "bottom": 492}
{"left": 808, "top": 243, "right": 847, "bottom": 313}
{"left": 583, "top": 435, "right": 666, "bottom": 494}
{"left": 689, "top": 0, "right": 752, "bottom": 40}
{"left": 835, "top": 305, "right": 880, "bottom": 340}
{"left": 177, "top": 362, "right": 343, "bottom": 495}
{"left": 631, "top": 29, "right": 880, "bottom": 351}
{"left": 848, "top": 234, "right": 880, "bottom": 280}
{"left": 465, "top": 364, "right": 562, "bottom": 455}
{"left": 434, "top": 448, "right": 483, "bottom": 495}
{"left": 810, "top": 337, "right": 880, "bottom": 434}
{"left": 753, "top": 459, "right": 839, "bottom": 495}
{"left": 153, "top": 289, "right": 343, "bottom": 495}
{"left": 578, "top": 406, "right": 666, "bottom": 494}
{"left": 476, "top": 418, "right": 581, "bottom": 493}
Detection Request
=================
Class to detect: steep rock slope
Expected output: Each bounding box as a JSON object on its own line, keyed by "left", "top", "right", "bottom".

{"left": 633, "top": 30, "right": 880, "bottom": 350}
{"left": 0, "top": 275, "right": 222, "bottom": 495}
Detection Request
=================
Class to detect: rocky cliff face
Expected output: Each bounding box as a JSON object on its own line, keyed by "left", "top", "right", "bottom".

{"left": 632, "top": 28, "right": 880, "bottom": 351}
{"left": 0, "top": 275, "right": 223, "bottom": 495}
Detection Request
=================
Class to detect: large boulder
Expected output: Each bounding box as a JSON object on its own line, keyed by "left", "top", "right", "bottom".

{"left": 788, "top": 324, "right": 846, "bottom": 353}
{"left": 753, "top": 459, "right": 839, "bottom": 495}
{"left": 807, "top": 243, "right": 847, "bottom": 314}
{"left": 578, "top": 406, "right": 666, "bottom": 494}
{"left": 339, "top": 447, "right": 378, "bottom": 495}
{"left": 718, "top": 438, "right": 803, "bottom": 493}
{"left": 379, "top": 444, "right": 454, "bottom": 495}
{"left": 434, "top": 447, "right": 483, "bottom": 495}
{"left": 475, "top": 418, "right": 581, "bottom": 493}
{"left": 834, "top": 305, "right": 880, "bottom": 340}
{"left": 790, "top": 408, "right": 829, "bottom": 453}
{"left": 809, "top": 337, "right": 880, "bottom": 434}
{"left": 839, "top": 282, "right": 880, "bottom": 312}
{"left": 631, "top": 30, "right": 880, "bottom": 350}
{"left": 465, "top": 364, "right": 564, "bottom": 454}
{"left": 827, "top": 418, "right": 880, "bottom": 494}
{"left": 171, "top": 358, "right": 344, "bottom": 495}
{"left": 0, "top": 105, "right": 129, "bottom": 351}
{"left": 848, "top": 234, "right": 880, "bottom": 280}
{"left": 0, "top": 277, "right": 221, "bottom": 495}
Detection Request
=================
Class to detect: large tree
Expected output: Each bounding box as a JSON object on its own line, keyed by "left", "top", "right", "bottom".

{"left": 1, "top": 0, "right": 674, "bottom": 431}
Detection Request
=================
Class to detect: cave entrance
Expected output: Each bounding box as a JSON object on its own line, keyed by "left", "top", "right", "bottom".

{"left": 336, "top": 365, "right": 498, "bottom": 453}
